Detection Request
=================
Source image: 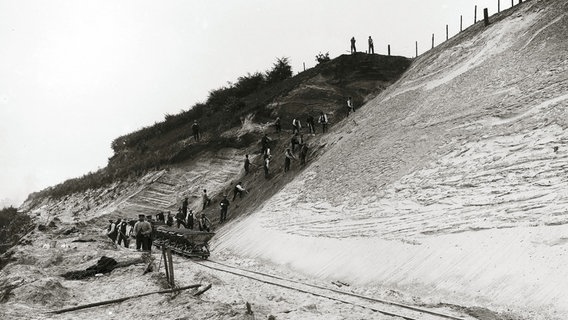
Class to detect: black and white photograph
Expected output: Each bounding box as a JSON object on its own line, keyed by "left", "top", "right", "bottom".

{"left": 1, "top": 0, "right": 567, "bottom": 319}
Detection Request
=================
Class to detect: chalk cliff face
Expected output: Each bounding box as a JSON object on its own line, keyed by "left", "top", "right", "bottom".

{"left": 216, "top": 0, "right": 568, "bottom": 317}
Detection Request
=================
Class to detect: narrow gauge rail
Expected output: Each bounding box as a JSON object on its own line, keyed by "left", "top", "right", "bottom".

{"left": 165, "top": 245, "right": 471, "bottom": 320}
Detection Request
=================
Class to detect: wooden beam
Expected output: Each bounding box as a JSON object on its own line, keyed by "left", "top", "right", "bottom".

{"left": 50, "top": 284, "right": 202, "bottom": 314}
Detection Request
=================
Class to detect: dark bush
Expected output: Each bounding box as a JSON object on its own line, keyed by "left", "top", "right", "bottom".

{"left": 266, "top": 57, "right": 293, "bottom": 85}
{"left": 316, "top": 52, "right": 331, "bottom": 64}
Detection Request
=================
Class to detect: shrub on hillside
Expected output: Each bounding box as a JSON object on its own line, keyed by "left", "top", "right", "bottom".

{"left": 266, "top": 57, "right": 293, "bottom": 85}
{"left": 315, "top": 52, "right": 331, "bottom": 64}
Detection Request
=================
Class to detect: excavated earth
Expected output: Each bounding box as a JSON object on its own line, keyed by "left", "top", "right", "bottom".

{"left": 2, "top": 1, "right": 567, "bottom": 319}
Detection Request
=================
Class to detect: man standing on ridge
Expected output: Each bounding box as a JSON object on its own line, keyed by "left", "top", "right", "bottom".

{"left": 368, "top": 36, "right": 374, "bottom": 54}
{"left": 350, "top": 36, "right": 356, "bottom": 53}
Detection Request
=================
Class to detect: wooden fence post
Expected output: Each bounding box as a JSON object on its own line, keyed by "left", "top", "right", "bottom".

{"left": 474, "top": 5, "right": 477, "bottom": 23}
{"left": 387, "top": 45, "right": 391, "bottom": 56}
{"left": 167, "top": 248, "right": 175, "bottom": 287}
{"left": 431, "top": 33, "right": 434, "bottom": 49}
{"left": 498, "top": 0, "right": 501, "bottom": 12}
{"left": 484, "top": 8, "right": 490, "bottom": 26}
{"left": 511, "top": 0, "right": 514, "bottom": 7}
{"left": 415, "top": 41, "right": 418, "bottom": 57}
{"left": 460, "top": 15, "right": 463, "bottom": 32}
{"left": 446, "top": 25, "right": 449, "bottom": 40}
{"left": 162, "top": 246, "right": 169, "bottom": 284}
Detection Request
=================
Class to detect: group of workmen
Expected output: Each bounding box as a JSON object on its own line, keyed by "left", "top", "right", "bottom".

{"left": 106, "top": 215, "right": 154, "bottom": 251}
{"left": 106, "top": 96, "right": 358, "bottom": 248}
{"left": 105, "top": 201, "right": 214, "bottom": 252}
{"left": 173, "top": 195, "right": 213, "bottom": 230}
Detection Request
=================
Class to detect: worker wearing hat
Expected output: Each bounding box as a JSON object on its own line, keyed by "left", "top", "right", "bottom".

{"left": 133, "top": 214, "right": 152, "bottom": 251}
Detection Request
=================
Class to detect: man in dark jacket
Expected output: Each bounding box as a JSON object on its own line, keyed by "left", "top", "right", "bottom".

{"left": 106, "top": 219, "right": 118, "bottom": 243}
{"left": 192, "top": 120, "right": 200, "bottom": 141}
{"left": 219, "top": 195, "right": 230, "bottom": 222}
{"left": 244, "top": 154, "right": 251, "bottom": 175}
{"left": 176, "top": 208, "right": 186, "bottom": 228}
{"left": 116, "top": 219, "right": 129, "bottom": 248}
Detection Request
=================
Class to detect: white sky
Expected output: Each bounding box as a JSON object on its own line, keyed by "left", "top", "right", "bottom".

{"left": 0, "top": 0, "right": 505, "bottom": 207}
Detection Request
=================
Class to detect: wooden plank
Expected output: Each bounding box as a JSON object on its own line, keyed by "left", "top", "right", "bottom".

{"left": 50, "top": 284, "right": 201, "bottom": 314}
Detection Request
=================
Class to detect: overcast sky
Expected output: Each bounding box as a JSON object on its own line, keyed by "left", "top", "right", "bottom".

{"left": 0, "top": 0, "right": 506, "bottom": 207}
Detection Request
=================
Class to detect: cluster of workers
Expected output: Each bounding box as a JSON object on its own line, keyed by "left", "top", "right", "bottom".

{"left": 105, "top": 63, "right": 362, "bottom": 247}
{"left": 107, "top": 98, "right": 359, "bottom": 248}
{"left": 105, "top": 205, "right": 213, "bottom": 252}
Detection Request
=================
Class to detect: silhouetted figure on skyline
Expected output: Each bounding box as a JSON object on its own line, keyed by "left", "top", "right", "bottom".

{"left": 350, "top": 37, "right": 356, "bottom": 53}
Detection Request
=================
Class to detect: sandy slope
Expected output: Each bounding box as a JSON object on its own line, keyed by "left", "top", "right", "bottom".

{"left": 215, "top": 1, "right": 568, "bottom": 319}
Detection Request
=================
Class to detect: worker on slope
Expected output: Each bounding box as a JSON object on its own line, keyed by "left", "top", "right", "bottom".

{"left": 284, "top": 148, "right": 296, "bottom": 172}
{"left": 261, "top": 133, "right": 272, "bottom": 155}
{"left": 233, "top": 182, "right": 248, "bottom": 200}
{"left": 347, "top": 97, "right": 355, "bottom": 115}
{"left": 292, "top": 118, "right": 302, "bottom": 134}
{"left": 219, "top": 195, "right": 230, "bottom": 222}
{"left": 198, "top": 213, "right": 212, "bottom": 232}
{"left": 306, "top": 114, "right": 316, "bottom": 135}
{"left": 202, "top": 189, "right": 211, "bottom": 210}
{"left": 368, "top": 36, "right": 374, "bottom": 54}
{"left": 318, "top": 112, "right": 329, "bottom": 133}
{"left": 192, "top": 120, "right": 200, "bottom": 142}
{"left": 244, "top": 154, "right": 251, "bottom": 175}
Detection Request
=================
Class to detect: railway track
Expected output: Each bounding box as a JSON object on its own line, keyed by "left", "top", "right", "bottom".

{"left": 183, "top": 256, "right": 471, "bottom": 320}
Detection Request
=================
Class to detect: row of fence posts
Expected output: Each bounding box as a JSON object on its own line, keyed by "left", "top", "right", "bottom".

{"left": 301, "top": 0, "right": 527, "bottom": 69}
{"left": 408, "top": 0, "right": 526, "bottom": 57}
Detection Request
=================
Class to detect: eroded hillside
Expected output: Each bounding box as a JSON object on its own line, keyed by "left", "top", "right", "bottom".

{"left": 216, "top": 0, "right": 568, "bottom": 319}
